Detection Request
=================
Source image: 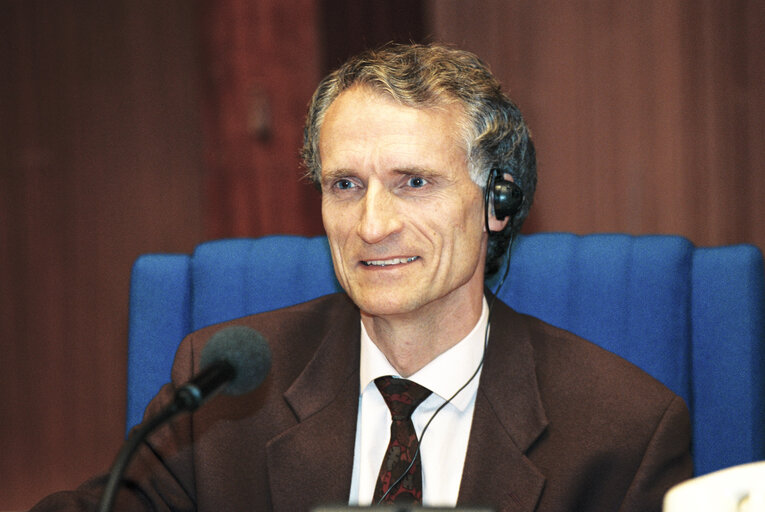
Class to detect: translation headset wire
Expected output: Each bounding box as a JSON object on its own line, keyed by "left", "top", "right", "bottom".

{"left": 376, "top": 230, "right": 518, "bottom": 504}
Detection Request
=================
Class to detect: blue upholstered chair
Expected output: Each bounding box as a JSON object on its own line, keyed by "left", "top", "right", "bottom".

{"left": 127, "top": 233, "right": 765, "bottom": 476}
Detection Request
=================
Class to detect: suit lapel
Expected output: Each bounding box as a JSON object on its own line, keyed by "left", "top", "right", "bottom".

{"left": 458, "top": 301, "right": 549, "bottom": 512}
{"left": 263, "top": 296, "right": 549, "bottom": 511}
{"left": 265, "top": 299, "right": 361, "bottom": 511}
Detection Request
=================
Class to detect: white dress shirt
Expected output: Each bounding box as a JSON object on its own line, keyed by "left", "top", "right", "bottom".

{"left": 348, "top": 298, "right": 490, "bottom": 507}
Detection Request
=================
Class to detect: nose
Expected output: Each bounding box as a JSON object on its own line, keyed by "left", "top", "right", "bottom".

{"left": 357, "top": 182, "right": 403, "bottom": 244}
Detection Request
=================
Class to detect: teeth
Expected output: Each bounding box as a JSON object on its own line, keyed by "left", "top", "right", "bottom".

{"left": 363, "top": 256, "right": 418, "bottom": 267}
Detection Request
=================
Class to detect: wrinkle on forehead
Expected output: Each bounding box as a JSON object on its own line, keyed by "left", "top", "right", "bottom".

{"left": 318, "top": 86, "right": 470, "bottom": 181}
{"left": 320, "top": 85, "right": 470, "bottom": 156}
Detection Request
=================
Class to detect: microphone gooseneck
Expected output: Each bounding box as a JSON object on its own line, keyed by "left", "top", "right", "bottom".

{"left": 98, "top": 326, "right": 272, "bottom": 512}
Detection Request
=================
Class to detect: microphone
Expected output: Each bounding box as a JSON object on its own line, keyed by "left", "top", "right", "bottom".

{"left": 99, "top": 326, "right": 272, "bottom": 512}
{"left": 174, "top": 325, "right": 272, "bottom": 411}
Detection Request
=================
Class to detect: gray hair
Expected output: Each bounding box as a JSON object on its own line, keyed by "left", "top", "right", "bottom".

{"left": 302, "top": 43, "right": 536, "bottom": 275}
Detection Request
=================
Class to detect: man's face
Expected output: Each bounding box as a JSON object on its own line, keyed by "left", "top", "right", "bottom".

{"left": 319, "top": 86, "right": 488, "bottom": 319}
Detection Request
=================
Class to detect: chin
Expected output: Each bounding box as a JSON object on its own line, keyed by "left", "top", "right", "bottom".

{"left": 352, "top": 292, "right": 424, "bottom": 318}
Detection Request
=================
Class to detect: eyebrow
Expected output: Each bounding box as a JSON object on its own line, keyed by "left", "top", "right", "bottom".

{"left": 394, "top": 166, "right": 438, "bottom": 177}
{"left": 320, "top": 168, "right": 355, "bottom": 184}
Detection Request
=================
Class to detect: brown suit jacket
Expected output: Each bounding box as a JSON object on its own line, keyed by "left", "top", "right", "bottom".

{"left": 31, "top": 293, "right": 692, "bottom": 511}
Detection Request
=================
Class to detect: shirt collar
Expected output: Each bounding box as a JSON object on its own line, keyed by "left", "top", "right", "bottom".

{"left": 359, "top": 297, "right": 489, "bottom": 411}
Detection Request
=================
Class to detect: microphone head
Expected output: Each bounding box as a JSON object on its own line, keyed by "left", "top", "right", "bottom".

{"left": 200, "top": 326, "right": 272, "bottom": 396}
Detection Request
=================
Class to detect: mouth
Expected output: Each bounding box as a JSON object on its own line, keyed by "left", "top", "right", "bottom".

{"left": 361, "top": 256, "right": 419, "bottom": 267}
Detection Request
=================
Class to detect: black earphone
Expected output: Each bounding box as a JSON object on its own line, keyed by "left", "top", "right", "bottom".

{"left": 484, "top": 168, "right": 524, "bottom": 233}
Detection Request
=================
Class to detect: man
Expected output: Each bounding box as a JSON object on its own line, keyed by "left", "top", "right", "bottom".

{"left": 31, "top": 43, "right": 692, "bottom": 511}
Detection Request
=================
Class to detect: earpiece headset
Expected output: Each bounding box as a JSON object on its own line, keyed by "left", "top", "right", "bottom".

{"left": 484, "top": 168, "right": 524, "bottom": 233}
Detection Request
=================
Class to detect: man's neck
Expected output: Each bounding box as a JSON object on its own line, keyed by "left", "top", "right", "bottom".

{"left": 360, "top": 294, "right": 484, "bottom": 377}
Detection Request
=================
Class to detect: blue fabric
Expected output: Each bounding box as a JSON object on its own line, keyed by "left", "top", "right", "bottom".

{"left": 691, "top": 245, "right": 765, "bottom": 474}
{"left": 127, "top": 254, "right": 192, "bottom": 430}
{"left": 190, "top": 236, "right": 343, "bottom": 330}
{"left": 497, "top": 234, "right": 693, "bottom": 404}
{"left": 126, "top": 233, "right": 765, "bottom": 476}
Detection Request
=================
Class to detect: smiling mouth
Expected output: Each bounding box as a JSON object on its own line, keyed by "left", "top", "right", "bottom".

{"left": 361, "top": 256, "right": 419, "bottom": 267}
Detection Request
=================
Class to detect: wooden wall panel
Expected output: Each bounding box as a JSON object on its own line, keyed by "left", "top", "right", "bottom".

{"left": 428, "top": 0, "right": 765, "bottom": 251}
{"left": 319, "top": 0, "right": 426, "bottom": 73}
{"left": 0, "top": 1, "right": 205, "bottom": 508}
{"left": 199, "top": 0, "right": 427, "bottom": 241}
{"left": 201, "top": 0, "right": 325, "bottom": 240}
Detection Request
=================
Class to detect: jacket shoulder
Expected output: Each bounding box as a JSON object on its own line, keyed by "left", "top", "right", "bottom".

{"left": 521, "top": 311, "right": 679, "bottom": 409}
{"left": 487, "top": 303, "right": 692, "bottom": 510}
{"left": 175, "top": 293, "right": 358, "bottom": 384}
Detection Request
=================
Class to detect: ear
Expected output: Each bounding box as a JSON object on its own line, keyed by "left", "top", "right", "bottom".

{"left": 487, "top": 211, "right": 511, "bottom": 232}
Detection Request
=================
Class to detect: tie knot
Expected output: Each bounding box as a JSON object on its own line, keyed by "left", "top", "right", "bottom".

{"left": 374, "top": 376, "right": 432, "bottom": 421}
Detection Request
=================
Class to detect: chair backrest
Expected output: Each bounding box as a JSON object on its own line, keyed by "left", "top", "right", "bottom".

{"left": 127, "top": 233, "right": 765, "bottom": 476}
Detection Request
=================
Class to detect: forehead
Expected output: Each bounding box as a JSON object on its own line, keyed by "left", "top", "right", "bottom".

{"left": 318, "top": 86, "right": 468, "bottom": 171}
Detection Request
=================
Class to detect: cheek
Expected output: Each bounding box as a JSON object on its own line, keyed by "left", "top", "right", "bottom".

{"left": 427, "top": 189, "right": 480, "bottom": 228}
{"left": 322, "top": 200, "right": 350, "bottom": 237}
{"left": 449, "top": 197, "right": 487, "bottom": 255}
{"left": 322, "top": 201, "right": 361, "bottom": 272}
{"left": 421, "top": 215, "right": 480, "bottom": 270}
{"left": 449, "top": 192, "right": 485, "bottom": 232}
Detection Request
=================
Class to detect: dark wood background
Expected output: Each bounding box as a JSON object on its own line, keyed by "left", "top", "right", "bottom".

{"left": 2, "top": 1, "right": 763, "bottom": 508}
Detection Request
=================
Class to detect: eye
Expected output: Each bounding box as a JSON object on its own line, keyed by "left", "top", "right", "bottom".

{"left": 334, "top": 178, "right": 356, "bottom": 190}
{"left": 406, "top": 176, "right": 428, "bottom": 188}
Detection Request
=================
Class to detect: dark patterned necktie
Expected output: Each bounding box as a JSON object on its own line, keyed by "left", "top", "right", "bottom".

{"left": 373, "top": 376, "right": 432, "bottom": 504}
